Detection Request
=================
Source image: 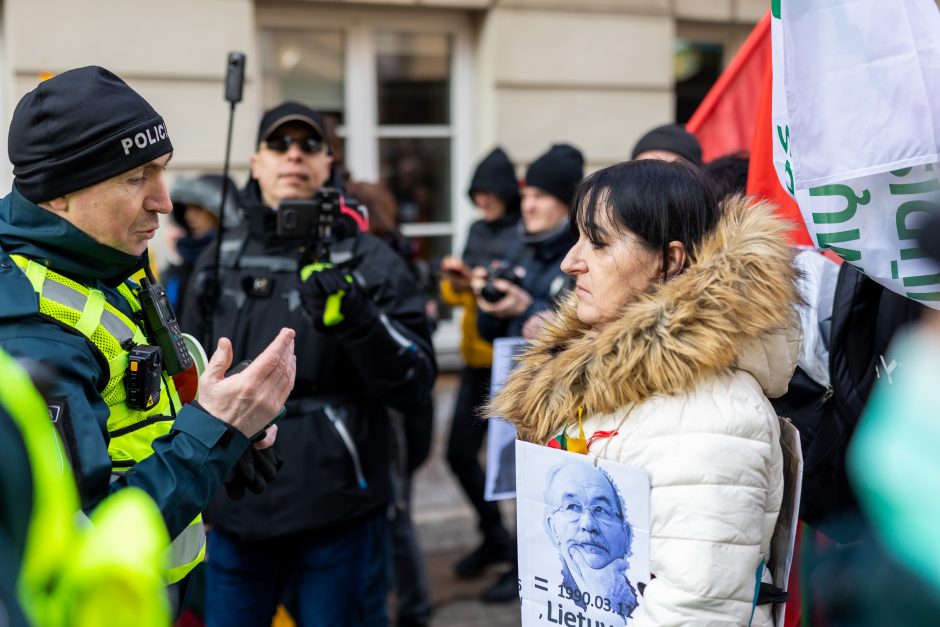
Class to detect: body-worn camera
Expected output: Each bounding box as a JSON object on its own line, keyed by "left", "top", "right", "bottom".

{"left": 481, "top": 262, "right": 525, "bottom": 303}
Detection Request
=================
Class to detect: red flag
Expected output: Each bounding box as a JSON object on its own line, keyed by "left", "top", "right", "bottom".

{"left": 687, "top": 13, "right": 770, "bottom": 162}
{"left": 746, "top": 52, "right": 814, "bottom": 247}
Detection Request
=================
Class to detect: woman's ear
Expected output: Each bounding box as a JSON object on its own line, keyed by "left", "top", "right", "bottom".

{"left": 664, "top": 241, "right": 687, "bottom": 280}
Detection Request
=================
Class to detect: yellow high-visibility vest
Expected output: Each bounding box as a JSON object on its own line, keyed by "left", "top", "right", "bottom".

{"left": 11, "top": 254, "right": 205, "bottom": 584}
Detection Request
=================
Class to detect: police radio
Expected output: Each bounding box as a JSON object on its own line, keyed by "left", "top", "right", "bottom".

{"left": 137, "top": 267, "right": 193, "bottom": 376}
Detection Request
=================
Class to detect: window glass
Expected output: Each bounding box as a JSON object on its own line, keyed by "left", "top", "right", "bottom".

{"left": 376, "top": 32, "right": 451, "bottom": 125}
{"left": 380, "top": 137, "right": 451, "bottom": 224}
{"left": 674, "top": 39, "right": 723, "bottom": 123}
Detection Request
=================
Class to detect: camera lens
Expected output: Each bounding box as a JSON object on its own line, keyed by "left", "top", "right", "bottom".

{"left": 481, "top": 282, "right": 507, "bottom": 303}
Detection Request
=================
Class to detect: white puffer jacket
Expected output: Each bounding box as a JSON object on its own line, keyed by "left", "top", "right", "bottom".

{"left": 493, "top": 197, "right": 802, "bottom": 626}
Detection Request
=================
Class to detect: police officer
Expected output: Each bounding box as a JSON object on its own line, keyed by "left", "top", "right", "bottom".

{"left": 182, "top": 102, "right": 436, "bottom": 626}
{"left": 0, "top": 67, "right": 297, "bottom": 604}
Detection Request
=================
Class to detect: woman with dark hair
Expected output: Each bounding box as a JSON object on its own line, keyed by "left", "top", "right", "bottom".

{"left": 491, "top": 159, "right": 802, "bottom": 626}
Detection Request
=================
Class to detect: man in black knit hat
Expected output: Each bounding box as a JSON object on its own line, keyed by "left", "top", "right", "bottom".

{"left": 631, "top": 123, "right": 703, "bottom": 166}
{"left": 472, "top": 143, "right": 582, "bottom": 341}
{"left": 0, "top": 66, "right": 296, "bottom": 606}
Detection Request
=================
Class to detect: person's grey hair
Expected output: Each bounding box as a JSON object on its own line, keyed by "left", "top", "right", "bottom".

{"left": 543, "top": 461, "right": 626, "bottom": 521}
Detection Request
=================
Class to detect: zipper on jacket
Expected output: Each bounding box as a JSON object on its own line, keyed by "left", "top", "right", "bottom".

{"left": 815, "top": 385, "right": 834, "bottom": 410}
{"left": 323, "top": 405, "right": 368, "bottom": 490}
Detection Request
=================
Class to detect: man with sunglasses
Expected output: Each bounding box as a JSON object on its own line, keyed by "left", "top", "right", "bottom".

{"left": 183, "top": 102, "right": 436, "bottom": 626}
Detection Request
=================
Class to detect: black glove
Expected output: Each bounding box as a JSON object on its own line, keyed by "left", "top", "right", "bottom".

{"left": 224, "top": 444, "right": 283, "bottom": 501}
{"left": 298, "top": 263, "right": 370, "bottom": 332}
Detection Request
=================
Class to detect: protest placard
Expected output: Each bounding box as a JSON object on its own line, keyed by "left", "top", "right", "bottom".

{"left": 516, "top": 441, "right": 650, "bottom": 627}
{"left": 485, "top": 337, "right": 528, "bottom": 501}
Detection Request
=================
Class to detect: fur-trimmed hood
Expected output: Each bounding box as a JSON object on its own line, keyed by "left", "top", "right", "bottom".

{"left": 491, "top": 195, "right": 802, "bottom": 444}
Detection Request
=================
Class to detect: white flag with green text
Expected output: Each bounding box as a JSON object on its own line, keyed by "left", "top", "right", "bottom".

{"left": 772, "top": 0, "right": 940, "bottom": 308}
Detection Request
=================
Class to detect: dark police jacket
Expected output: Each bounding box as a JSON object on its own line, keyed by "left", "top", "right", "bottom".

{"left": 183, "top": 182, "right": 436, "bottom": 540}
{"left": 477, "top": 222, "right": 576, "bottom": 341}
{"left": 0, "top": 186, "right": 248, "bottom": 540}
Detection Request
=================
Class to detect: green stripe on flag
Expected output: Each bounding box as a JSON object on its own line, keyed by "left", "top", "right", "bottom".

{"left": 903, "top": 272, "right": 940, "bottom": 288}
{"left": 772, "top": 0, "right": 781, "bottom": 19}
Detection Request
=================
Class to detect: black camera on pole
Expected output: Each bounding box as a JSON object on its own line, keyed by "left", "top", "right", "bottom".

{"left": 481, "top": 261, "right": 525, "bottom": 303}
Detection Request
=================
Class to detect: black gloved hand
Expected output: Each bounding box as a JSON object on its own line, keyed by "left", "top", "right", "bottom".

{"left": 298, "top": 263, "right": 371, "bottom": 332}
{"left": 224, "top": 444, "right": 284, "bottom": 501}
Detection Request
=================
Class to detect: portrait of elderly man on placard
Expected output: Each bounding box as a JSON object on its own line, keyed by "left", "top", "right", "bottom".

{"left": 544, "top": 461, "right": 639, "bottom": 619}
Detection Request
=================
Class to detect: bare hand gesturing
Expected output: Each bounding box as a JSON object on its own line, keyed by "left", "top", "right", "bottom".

{"left": 197, "top": 328, "right": 297, "bottom": 438}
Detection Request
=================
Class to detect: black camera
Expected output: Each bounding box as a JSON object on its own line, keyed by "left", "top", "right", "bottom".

{"left": 481, "top": 262, "right": 524, "bottom": 303}
{"left": 276, "top": 188, "right": 341, "bottom": 258}
{"left": 276, "top": 188, "right": 367, "bottom": 264}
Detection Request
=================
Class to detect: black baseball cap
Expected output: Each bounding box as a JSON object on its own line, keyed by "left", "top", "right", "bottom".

{"left": 256, "top": 102, "right": 326, "bottom": 146}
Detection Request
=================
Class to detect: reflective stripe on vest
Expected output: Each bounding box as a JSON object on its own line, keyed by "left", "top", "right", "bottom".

{"left": 11, "top": 255, "right": 205, "bottom": 584}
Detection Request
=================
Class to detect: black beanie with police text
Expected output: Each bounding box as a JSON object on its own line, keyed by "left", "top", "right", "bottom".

{"left": 524, "top": 144, "right": 584, "bottom": 207}
{"left": 8, "top": 66, "right": 173, "bottom": 203}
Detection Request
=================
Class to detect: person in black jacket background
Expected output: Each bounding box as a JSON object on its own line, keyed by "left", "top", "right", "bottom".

{"left": 440, "top": 147, "right": 521, "bottom": 584}
{"left": 468, "top": 143, "right": 582, "bottom": 602}
{"left": 472, "top": 144, "right": 581, "bottom": 343}
{"left": 183, "top": 101, "right": 436, "bottom": 627}
{"left": 163, "top": 174, "right": 240, "bottom": 320}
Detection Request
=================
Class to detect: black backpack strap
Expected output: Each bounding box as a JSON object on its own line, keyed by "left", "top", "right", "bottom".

{"left": 755, "top": 583, "right": 788, "bottom": 605}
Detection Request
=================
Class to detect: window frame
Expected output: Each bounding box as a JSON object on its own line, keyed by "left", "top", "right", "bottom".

{"left": 257, "top": 6, "right": 476, "bottom": 253}
{"left": 257, "top": 5, "right": 476, "bottom": 351}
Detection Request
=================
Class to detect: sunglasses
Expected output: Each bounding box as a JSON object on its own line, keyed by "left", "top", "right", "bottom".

{"left": 264, "top": 135, "right": 326, "bottom": 155}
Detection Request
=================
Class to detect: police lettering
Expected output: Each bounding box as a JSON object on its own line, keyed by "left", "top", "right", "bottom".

{"left": 120, "top": 123, "right": 168, "bottom": 155}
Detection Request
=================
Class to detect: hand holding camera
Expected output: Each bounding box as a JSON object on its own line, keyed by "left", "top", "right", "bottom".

{"left": 479, "top": 261, "right": 525, "bottom": 303}
{"left": 440, "top": 256, "right": 472, "bottom": 292}
{"left": 298, "top": 264, "right": 371, "bottom": 333}
{"left": 472, "top": 263, "right": 533, "bottom": 319}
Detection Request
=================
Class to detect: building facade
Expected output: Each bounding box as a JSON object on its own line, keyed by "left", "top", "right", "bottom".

{"left": 0, "top": 0, "right": 762, "bottom": 355}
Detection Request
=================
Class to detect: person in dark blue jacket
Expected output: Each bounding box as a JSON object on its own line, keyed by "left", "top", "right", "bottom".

{"left": 469, "top": 143, "right": 582, "bottom": 603}
{"left": 0, "top": 67, "right": 296, "bottom": 609}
